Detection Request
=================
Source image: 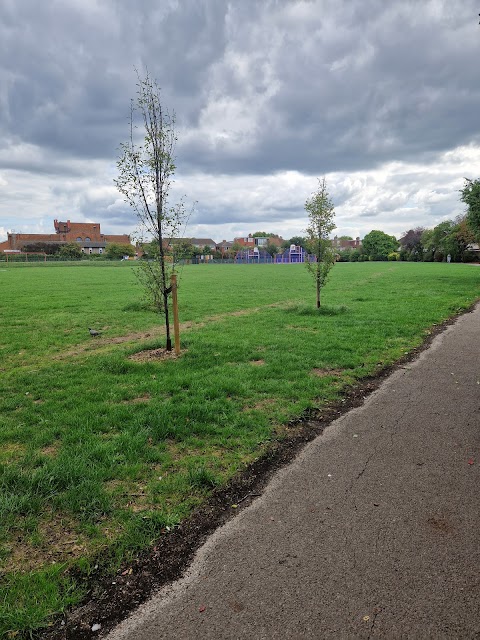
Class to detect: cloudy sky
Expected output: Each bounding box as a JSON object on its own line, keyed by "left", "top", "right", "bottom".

{"left": 1, "top": 0, "right": 479, "bottom": 244}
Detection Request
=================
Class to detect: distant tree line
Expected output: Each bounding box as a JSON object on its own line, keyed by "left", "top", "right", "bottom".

{"left": 281, "top": 178, "right": 480, "bottom": 264}
{"left": 19, "top": 241, "right": 136, "bottom": 260}
{"left": 276, "top": 218, "right": 477, "bottom": 264}
{"left": 345, "top": 179, "right": 480, "bottom": 263}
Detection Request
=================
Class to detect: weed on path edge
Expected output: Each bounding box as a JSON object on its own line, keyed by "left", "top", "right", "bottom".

{"left": 34, "top": 301, "right": 479, "bottom": 640}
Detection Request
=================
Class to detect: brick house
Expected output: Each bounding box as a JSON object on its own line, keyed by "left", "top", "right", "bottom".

{"left": 233, "top": 234, "right": 284, "bottom": 249}
{"left": 217, "top": 240, "right": 234, "bottom": 253}
{"left": 0, "top": 219, "right": 132, "bottom": 255}
{"left": 189, "top": 238, "right": 217, "bottom": 251}
{"left": 331, "top": 236, "right": 361, "bottom": 250}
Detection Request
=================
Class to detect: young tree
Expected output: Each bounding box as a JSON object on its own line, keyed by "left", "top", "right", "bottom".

{"left": 461, "top": 178, "right": 480, "bottom": 239}
{"left": 304, "top": 177, "right": 336, "bottom": 308}
{"left": 115, "top": 72, "right": 188, "bottom": 351}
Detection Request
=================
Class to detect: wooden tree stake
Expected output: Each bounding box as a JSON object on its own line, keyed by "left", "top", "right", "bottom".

{"left": 171, "top": 274, "right": 180, "bottom": 355}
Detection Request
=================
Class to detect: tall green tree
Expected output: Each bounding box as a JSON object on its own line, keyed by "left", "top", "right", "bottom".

{"left": 116, "top": 71, "right": 189, "bottom": 351}
{"left": 304, "top": 177, "right": 336, "bottom": 308}
{"left": 399, "top": 227, "right": 425, "bottom": 261}
{"left": 265, "top": 242, "right": 279, "bottom": 259}
{"left": 283, "top": 236, "right": 308, "bottom": 249}
{"left": 362, "top": 230, "right": 398, "bottom": 261}
{"left": 172, "top": 239, "right": 194, "bottom": 261}
{"left": 460, "top": 178, "right": 480, "bottom": 239}
{"left": 421, "top": 220, "right": 472, "bottom": 262}
{"left": 421, "top": 228, "right": 436, "bottom": 261}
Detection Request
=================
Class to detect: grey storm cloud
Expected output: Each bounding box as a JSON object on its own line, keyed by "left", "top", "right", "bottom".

{"left": 358, "top": 210, "right": 380, "bottom": 218}
{"left": 1, "top": 0, "right": 478, "bottom": 175}
{"left": 0, "top": 0, "right": 479, "bottom": 242}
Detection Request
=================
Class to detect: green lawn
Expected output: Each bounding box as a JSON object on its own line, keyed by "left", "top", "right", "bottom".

{"left": 0, "top": 261, "right": 479, "bottom": 635}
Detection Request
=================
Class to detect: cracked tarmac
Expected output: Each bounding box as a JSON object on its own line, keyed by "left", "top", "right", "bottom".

{"left": 107, "top": 304, "right": 480, "bottom": 639}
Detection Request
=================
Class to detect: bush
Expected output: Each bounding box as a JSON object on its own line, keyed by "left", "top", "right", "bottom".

{"left": 105, "top": 243, "right": 135, "bottom": 260}
{"left": 58, "top": 243, "right": 83, "bottom": 260}
{"left": 388, "top": 252, "right": 399, "bottom": 261}
{"left": 349, "top": 249, "right": 361, "bottom": 262}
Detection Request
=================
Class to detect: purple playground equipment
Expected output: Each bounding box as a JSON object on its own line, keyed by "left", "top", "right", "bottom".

{"left": 234, "top": 244, "right": 311, "bottom": 263}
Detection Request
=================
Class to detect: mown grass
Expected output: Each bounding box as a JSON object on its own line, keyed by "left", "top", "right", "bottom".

{"left": 0, "top": 261, "right": 479, "bottom": 636}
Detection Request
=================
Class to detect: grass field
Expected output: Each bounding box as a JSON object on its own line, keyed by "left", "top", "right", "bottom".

{"left": 0, "top": 261, "right": 479, "bottom": 635}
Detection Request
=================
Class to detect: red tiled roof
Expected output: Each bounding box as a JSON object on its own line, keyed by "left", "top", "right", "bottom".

{"left": 104, "top": 235, "right": 132, "bottom": 244}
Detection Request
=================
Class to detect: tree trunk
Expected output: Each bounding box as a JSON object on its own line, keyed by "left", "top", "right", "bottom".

{"left": 157, "top": 221, "right": 172, "bottom": 352}
{"left": 164, "top": 290, "right": 172, "bottom": 351}
{"left": 316, "top": 278, "right": 321, "bottom": 308}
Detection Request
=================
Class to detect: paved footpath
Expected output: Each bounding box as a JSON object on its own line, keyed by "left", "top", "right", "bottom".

{"left": 108, "top": 305, "right": 480, "bottom": 639}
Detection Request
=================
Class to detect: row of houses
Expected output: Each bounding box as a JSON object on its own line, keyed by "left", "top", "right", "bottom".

{"left": 173, "top": 234, "right": 362, "bottom": 253}
{"left": 0, "top": 221, "right": 362, "bottom": 257}
{"left": 167, "top": 234, "right": 285, "bottom": 253}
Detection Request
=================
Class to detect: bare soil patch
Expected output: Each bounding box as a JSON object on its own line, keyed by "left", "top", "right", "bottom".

{"left": 311, "top": 368, "right": 343, "bottom": 377}
{"left": 251, "top": 398, "right": 277, "bottom": 411}
{"left": 120, "top": 394, "right": 151, "bottom": 404}
{"left": 3, "top": 515, "right": 89, "bottom": 574}
{"left": 40, "top": 444, "right": 59, "bottom": 457}
{"left": 128, "top": 348, "right": 182, "bottom": 363}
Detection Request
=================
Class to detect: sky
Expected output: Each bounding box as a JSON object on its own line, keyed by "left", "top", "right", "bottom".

{"left": 1, "top": 0, "right": 479, "bottom": 244}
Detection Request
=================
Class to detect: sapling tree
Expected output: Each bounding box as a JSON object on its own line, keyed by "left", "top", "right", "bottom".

{"left": 305, "top": 177, "right": 336, "bottom": 308}
{"left": 116, "top": 72, "right": 188, "bottom": 351}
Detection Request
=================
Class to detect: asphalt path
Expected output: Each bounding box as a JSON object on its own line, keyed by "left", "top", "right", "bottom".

{"left": 108, "top": 304, "right": 480, "bottom": 639}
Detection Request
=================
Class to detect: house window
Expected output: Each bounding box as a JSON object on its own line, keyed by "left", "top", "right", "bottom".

{"left": 76, "top": 237, "right": 82, "bottom": 242}
{"left": 85, "top": 237, "right": 91, "bottom": 242}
